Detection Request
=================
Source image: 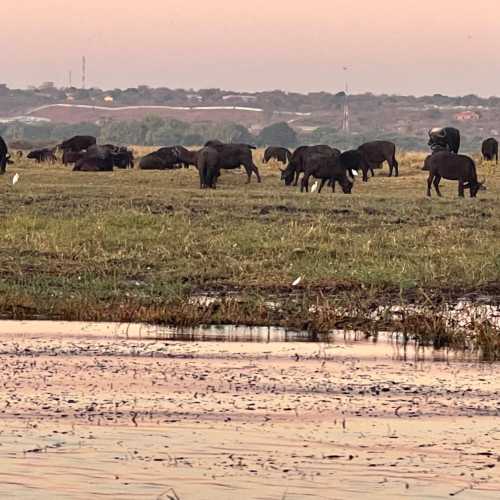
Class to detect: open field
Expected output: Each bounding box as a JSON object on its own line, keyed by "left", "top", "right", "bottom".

{"left": 0, "top": 150, "right": 499, "bottom": 353}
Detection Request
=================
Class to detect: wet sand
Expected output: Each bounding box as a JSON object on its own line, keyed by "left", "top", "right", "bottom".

{"left": 0, "top": 322, "right": 499, "bottom": 499}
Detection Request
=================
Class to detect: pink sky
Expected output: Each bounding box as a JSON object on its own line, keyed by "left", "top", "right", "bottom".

{"left": 3, "top": 0, "right": 500, "bottom": 95}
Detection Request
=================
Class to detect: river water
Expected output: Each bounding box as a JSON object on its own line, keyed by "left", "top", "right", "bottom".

{"left": 0, "top": 321, "right": 499, "bottom": 499}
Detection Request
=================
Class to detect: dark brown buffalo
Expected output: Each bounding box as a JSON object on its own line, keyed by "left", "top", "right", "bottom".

{"left": 197, "top": 147, "right": 219, "bottom": 188}
{"left": 425, "top": 151, "right": 484, "bottom": 198}
{"left": 263, "top": 147, "right": 291, "bottom": 165}
{"left": 428, "top": 127, "right": 460, "bottom": 154}
{"left": 281, "top": 145, "right": 340, "bottom": 186}
{"left": 482, "top": 138, "right": 498, "bottom": 163}
{"left": 174, "top": 146, "right": 198, "bottom": 168}
{"left": 113, "top": 148, "right": 134, "bottom": 169}
{"left": 300, "top": 153, "right": 353, "bottom": 194}
{"left": 0, "top": 135, "right": 9, "bottom": 174}
{"left": 59, "top": 135, "right": 97, "bottom": 153}
{"left": 27, "top": 148, "right": 57, "bottom": 164}
{"left": 201, "top": 142, "right": 260, "bottom": 183}
{"left": 138, "top": 148, "right": 181, "bottom": 170}
{"left": 62, "top": 150, "right": 85, "bottom": 165}
{"left": 357, "top": 141, "right": 398, "bottom": 181}
{"left": 73, "top": 155, "right": 114, "bottom": 172}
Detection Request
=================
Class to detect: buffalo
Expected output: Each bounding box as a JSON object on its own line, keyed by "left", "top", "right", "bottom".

{"left": 263, "top": 147, "right": 292, "bottom": 165}
{"left": 300, "top": 154, "right": 353, "bottom": 194}
{"left": 281, "top": 145, "right": 340, "bottom": 186}
{"left": 73, "top": 154, "right": 113, "bottom": 172}
{"left": 62, "top": 150, "right": 85, "bottom": 165}
{"left": 200, "top": 142, "right": 261, "bottom": 183}
{"left": 27, "top": 148, "right": 57, "bottom": 164}
{"left": 357, "top": 141, "right": 398, "bottom": 181}
{"left": 59, "top": 135, "right": 97, "bottom": 153}
{"left": 428, "top": 127, "right": 460, "bottom": 154}
{"left": 0, "top": 136, "right": 9, "bottom": 174}
{"left": 425, "top": 151, "right": 484, "bottom": 198}
{"left": 112, "top": 148, "right": 134, "bottom": 169}
{"left": 197, "top": 147, "right": 219, "bottom": 188}
{"left": 138, "top": 147, "right": 181, "bottom": 170}
{"left": 481, "top": 138, "right": 498, "bottom": 163}
{"left": 173, "top": 146, "right": 198, "bottom": 168}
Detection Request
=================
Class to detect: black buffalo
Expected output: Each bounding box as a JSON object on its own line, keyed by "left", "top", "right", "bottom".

{"left": 59, "top": 135, "right": 97, "bottom": 153}
{"left": 173, "top": 146, "right": 198, "bottom": 168}
{"left": 281, "top": 145, "right": 340, "bottom": 186}
{"left": 62, "top": 150, "right": 85, "bottom": 165}
{"left": 263, "top": 147, "right": 292, "bottom": 165}
{"left": 138, "top": 147, "right": 181, "bottom": 170}
{"left": 73, "top": 155, "right": 114, "bottom": 172}
{"left": 27, "top": 148, "right": 57, "bottom": 164}
{"left": 300, "top": 154, "right": 353, "bottom": 194}
{"left": 197, "top": 147, "right": 220, "bottom": 188}
{"left": 0, "top": 136, "right": 10, "bottom": 174}
{"left": 112, "top": 148, "right": 134, "bottom": 169}
{"left": 425, "top": 151, "right": 484, "bottom": 198}
{"left": 201, "top": 142, "right": 261, "bottom": 183}
{"left": 357, "top": 141, "right": 398, "bottom": 181}
{"left": 428, "top": 127, "right": 460, "bottom": 154}
{"left": 481, "top": 138, "right": 498, "bottom": 163}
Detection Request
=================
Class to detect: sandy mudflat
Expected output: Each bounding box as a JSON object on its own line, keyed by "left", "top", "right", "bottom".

{"left": 0, "top": 321, "right": 499, "bottom": 499}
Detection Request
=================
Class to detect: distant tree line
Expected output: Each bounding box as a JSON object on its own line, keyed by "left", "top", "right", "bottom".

{"left": 0, "top": 117, "right": 483, "bottom": 152}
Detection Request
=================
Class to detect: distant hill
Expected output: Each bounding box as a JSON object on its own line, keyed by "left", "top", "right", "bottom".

{"left": 0, "top": 84, "right": 498, "bottom": 150}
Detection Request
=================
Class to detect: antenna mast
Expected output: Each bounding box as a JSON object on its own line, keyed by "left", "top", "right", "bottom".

{"left": 82, "top": 56, "right": 86, "bottom": 89}
{"left": 341, "top": 67, "right": 351, "bottom": 133}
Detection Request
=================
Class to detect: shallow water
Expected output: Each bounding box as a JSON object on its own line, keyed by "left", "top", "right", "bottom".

{"left": 0, "top": 320, "right": 499, "bottom": 499}
{"left": 0, "top": 319, "right": 469, "bottom": 362}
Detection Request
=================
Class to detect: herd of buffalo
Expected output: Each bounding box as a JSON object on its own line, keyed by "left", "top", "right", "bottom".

{"left": 0, "top": 126, "right": 497, "bottom": 198}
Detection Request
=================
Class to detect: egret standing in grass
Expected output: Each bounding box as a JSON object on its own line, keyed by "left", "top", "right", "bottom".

{"left": 12, "top": 173, "right": 19, "bottom": 186}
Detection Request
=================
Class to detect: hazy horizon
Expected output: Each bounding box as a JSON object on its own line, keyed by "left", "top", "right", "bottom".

{"left": 4, "top": 0, "right": 500, "bottom": 97}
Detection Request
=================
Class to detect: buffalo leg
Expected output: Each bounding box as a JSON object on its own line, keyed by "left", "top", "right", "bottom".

{"left": 458, "top": 180, "right": 465, "bottom": 198}
{"left": 427, "top": 174, "right": 434, "bottom": 197}
{"left": 301, "top": 174, "right": 309, "bottom": 193}
{"left": 318, "top": 179, "right": 327, "bottom": 193}
{"left": 252, "top": 162, "right": 261, "bottom": 183}
{"left": 433, "top": 175, "right": 442, "bottom": 197}
{"left": 362, "top": 166, "right": 369, "bottom": 182}
{"left": 293, "top": 170, "right": 300, "bottom": 186}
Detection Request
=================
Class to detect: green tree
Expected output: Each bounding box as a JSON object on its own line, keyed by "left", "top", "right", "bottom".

{"left": 257, "top": 122, "right": 297, "bottom": 147}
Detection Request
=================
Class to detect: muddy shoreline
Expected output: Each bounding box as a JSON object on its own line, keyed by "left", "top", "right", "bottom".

{"left": 0, "top": 321, "right": 499, "bottom": 498}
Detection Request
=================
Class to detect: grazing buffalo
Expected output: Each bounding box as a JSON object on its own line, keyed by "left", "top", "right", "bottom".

{"left": 338, "top": 150, "right": 363, "bottom": 177}
{"left": 201, "top": 142, "right": 261, "bottom": 183}
{"left": 425, "top": 151, "right": 484, "bottom": 198}
{"left": 59, "top": 135, "right": 97, "bottom": 153}
{"left": 481, "top": 138, "right": 498, "bottom": 163}
{"left": 281, "top": 145, "right": 340, "bottom": 186}
{"left": 300, "top": 154, "right": 353, "bottom": 194}
{"left": 27, "top": 148, "right": 57, "bottom": 164}
{"left": 357, "top": 141, "right": 398, "bottom": 181}
{"left": 197, "top": 147, "right": 219, "bottom": 188}
{"left": 112, "top": 148, "right": 134, "bottom": 169}
{"left": 428, "top": 127, "right": 460, "bottom": 154}
{"left": 0, "top": 136, "right": 9, "bottom": 174}
{"left": 263, "top": 147, "right": 292, "bottom": 165}
{"left": 62, "top": 150, "right": 85, "bottom": 165}
{"left": 173, "top": 146, "right": 198, "bottom": 168}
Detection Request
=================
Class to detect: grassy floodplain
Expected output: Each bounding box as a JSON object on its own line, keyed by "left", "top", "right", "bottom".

{"left": 0, "top": 149, "right": 499, "bottom": 353}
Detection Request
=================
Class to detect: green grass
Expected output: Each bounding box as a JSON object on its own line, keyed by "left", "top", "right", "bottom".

{"left": 0, "top": 151, "right": 499, "bottom": 351}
